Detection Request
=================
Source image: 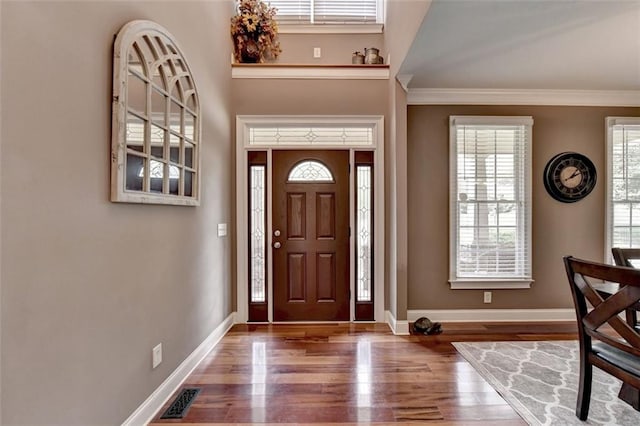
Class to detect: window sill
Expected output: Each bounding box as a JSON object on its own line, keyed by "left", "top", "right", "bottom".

{"left": 449, "top": 279, "right": 534, "bottom": 290}
{"left": 278, "top": 23, "right": 383, "bottom": 34}
{"left": 231, "top": 63, "right": 389, "bottom": 80}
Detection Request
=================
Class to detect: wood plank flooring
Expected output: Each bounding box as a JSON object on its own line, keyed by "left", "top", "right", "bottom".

{"left": 149, "top": 321, "right": 578, "bottom": 425}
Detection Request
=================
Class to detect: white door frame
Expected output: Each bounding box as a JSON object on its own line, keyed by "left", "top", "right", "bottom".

{"left": 235, "top": 115, "right": 385, "bottom": 323}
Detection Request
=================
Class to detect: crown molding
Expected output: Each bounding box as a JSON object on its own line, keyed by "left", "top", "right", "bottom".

{"left": 396, "top": 74, "right": 413, "bottom": 92}
{"left": 407, "top": 88, "right": 640, "bottom": 107}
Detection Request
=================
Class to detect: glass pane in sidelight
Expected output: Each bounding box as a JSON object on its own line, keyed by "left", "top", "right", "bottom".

{"left": 356, "top": 165, "right": 372, "bottom": 302}
{"left": 250, "top": 165, "right": 266, "bottom": 303}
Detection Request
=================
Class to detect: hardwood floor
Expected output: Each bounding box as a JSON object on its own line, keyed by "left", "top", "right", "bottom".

{"left": 149, "top": 321, "right": 578, "bottom": 425}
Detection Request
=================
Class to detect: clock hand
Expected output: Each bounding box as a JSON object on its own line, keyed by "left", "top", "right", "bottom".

{"left": 564, "top": 169, "right": 582, "bottom": 182}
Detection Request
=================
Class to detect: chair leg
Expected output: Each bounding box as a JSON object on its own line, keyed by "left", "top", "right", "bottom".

{"left": 576, "top": 357, "right": 592, "bottom": 420}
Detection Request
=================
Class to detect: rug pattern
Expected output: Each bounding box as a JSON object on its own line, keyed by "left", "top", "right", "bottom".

{"left": 453, "top": 341, "right": 640, "bottom": 425}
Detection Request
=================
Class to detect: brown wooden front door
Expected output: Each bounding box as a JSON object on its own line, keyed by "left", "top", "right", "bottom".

{"left": 272, "top": 150, "right": 350, "bottom": 321}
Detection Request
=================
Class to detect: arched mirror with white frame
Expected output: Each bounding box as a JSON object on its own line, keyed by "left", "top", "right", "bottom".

{"left": 111, "top": 20, "right": 200, "bottom": 205}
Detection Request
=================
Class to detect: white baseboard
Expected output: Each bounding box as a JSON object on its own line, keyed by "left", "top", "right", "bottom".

{"left": 385, "top": 310, "right": 410, "bottom": 335}
{"left": 122, "top": 312, "right": 236, "bottom": 426}
{"left": 407, "top": 309, "right": 575, "bottom": 323}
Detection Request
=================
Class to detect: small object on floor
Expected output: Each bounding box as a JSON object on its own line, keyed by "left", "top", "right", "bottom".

{"left": 413, "top": 317, "right": 442, "bottom": 335}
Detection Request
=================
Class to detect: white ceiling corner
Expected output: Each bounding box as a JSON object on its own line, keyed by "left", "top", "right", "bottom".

{"left": 399, "top": 0, "right": 640, "bottom": 105}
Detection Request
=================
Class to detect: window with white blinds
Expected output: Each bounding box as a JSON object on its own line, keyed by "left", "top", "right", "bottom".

{"left": 269, "top": 0, "right": 381, "bottom": 24}
{"left": 606, "top": 117, "right": 640, "bottom": 255}
{"left": 449, "top": 116, "right": 533, "bottom": 289}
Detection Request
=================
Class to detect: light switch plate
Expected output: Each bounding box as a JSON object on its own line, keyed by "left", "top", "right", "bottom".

{"left": 152, "top": 343, "right": 162, "bottom": 369}
{"left": 217, "top": 223, "right": 227, "bottom": 237}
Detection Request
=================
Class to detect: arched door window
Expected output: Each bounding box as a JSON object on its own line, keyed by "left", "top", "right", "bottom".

{"left": 287, "top": 160, "right": 334, "bottom": 182}
{"left": 111, "top": 20, "right": 200, "bottom": 205}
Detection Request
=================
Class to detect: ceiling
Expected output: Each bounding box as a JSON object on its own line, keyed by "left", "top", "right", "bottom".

{"left": 399, "top": 0, "right": 640, "bottom": 91}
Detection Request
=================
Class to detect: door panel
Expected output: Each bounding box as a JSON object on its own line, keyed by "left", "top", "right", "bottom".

{"left": 316, "top": 193, "right": 336, "bottom": 239}
{"left": 287, "top": 193, "right": 306, "bottom": 239}
{"left": 273, "top": 150, "right": 349, "bottom": 321}
{"left": 287, "top": 253, "right": 306, "bottom": 301}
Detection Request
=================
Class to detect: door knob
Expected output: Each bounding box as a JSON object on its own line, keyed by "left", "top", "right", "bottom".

{"left": 274, "top": 229, "right": 281, "bottom": 237}
{"left": 273, "top": 242, "right": 281, "bottom": 249}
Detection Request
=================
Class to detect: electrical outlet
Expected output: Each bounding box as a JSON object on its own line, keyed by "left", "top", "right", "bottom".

{"left": 313, "top": 47, "right": 321, "bottom": 58}
{"left": 152, "top": 343, "right": 162, "bottom": 369}
{"left": 484, "top": 291, "right": 492, "bottom": 304}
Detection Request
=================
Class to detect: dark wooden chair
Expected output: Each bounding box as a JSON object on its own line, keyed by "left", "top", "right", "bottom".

{"left": 611, "top": 247, "right": 640, "bottom": 328}
{"left": 563, "top": 256, "right": 640, "bottom": 420}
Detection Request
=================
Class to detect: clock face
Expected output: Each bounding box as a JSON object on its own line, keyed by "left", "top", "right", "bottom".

{"left": 543, "top": 152, "right": 596, "bottom": 203}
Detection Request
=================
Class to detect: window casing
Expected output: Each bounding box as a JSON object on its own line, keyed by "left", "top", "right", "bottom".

{"left": 606, "top": 117, "right": 640, "bottom": 256}
{"left": 449, "top": 116, "right": 533, "bottom": 289}
{"left": 270, "top": 0, "right": 383, "bottom": 26}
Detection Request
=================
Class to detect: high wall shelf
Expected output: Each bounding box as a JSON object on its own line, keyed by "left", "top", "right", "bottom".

{"left": 231, "top": 63, "right": 390, "bottom": 80}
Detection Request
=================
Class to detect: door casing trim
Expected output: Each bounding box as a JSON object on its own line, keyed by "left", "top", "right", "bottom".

{"left": 235, "top": 115, "right": 385, "bottom": 323}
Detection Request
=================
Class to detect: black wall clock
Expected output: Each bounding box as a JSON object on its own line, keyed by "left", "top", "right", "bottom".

{"left": 543, "top": 152, "right": 597, "bottom": 203}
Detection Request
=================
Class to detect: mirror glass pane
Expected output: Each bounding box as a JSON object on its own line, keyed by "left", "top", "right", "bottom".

{"left": 152, "top": 36, "right": 167, "bottom": 56}
{"left": 149, "top": 160, "right": 164, "bottom": 193}
{"left": 170, "top": 101, "right": 181, "bottom": 133}
{"left": 163, "top": 61, "right": 175, "bottom": 78}
{"left": 150, "top": 89, "right": 166, "bottom": 126}
{"left": 184, "top": 171, "right": 194, "bottom": 197}
{"left": 170, "top": 80, "right": 182, "bottom": 102}
{"left": 174, "top": 59, "right": 187, "bottom": 74}
{"left": 185, "top": 142, "right": 194, "bottom": 168}
{"left": 126, "top": 114, "right": 145, "bottom": 153}
{"left": 169, "top": 167, "right": 180, "bottom": 195}
{"left": 136, "top": 37, "right": 157, "bottom": 70}
{"left": 181, "top": 76, "right": 193, "bottom": 91}
{"left": 127, "top": 73, "right": 146, "bottom": 115}
{"left": 170, "top": 134, "right": 180, "bottom": 163}
{"left": 185, "top": 112, "right": 195, "bottom": 140}
{"left": 186, "top": 94, "right": 196, "bottom": 112}
{"left": 150, "top": 124, "right": 164, "bottom": 159}
{"left": 152, "top": 65, "right": 165, "bottom": 90}
{"left": 126, "top": 154, "right": 144, "bottom": 191}
{"left": 128, "top": 45, "right": 146, "bottom": 77}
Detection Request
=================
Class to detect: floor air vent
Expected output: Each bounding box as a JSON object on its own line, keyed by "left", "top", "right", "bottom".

{"left": 160, "top": 387, "right": 201, "bottom": 419}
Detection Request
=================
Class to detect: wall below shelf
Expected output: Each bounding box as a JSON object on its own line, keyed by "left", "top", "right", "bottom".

{"left": 231, "top": 63, "right": 390, "bottom": 80}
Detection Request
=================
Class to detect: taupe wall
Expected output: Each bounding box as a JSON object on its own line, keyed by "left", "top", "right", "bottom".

{"left": 277, "top": 33, "right": 384, "bottom": 64}
{"left": 1, "top": 1, "right": 233, "bottom": 424}
{"left": 382, "top": 0, "right": 431, "bottom": 320}
{"left": 407, "top": 105, "right": 640, "bottom": 311}
{"left": 233, "top": 79, "right": 388, "bottom": 115}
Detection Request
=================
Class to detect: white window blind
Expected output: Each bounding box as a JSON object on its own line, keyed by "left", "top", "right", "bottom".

{"left": 449, "top": 116, "right": 533, "bottom": 288}
{"left": 607, "top": 117, "right": 640, "bottom": 253}
{"left": 269, "top": 0, "right": 380, "bottom": 24}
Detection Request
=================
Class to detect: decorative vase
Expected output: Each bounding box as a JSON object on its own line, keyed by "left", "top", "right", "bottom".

{"left": 239, "top": 38, "right": 261, "bottom": 63}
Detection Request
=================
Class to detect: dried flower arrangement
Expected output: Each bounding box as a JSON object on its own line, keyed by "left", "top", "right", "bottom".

{"left": 230, "top": 0, "right": 282, "bottom": 63}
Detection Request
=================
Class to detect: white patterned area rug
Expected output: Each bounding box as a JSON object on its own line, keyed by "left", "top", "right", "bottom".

{"left": 452, "top": 341, "right": 640, "bottom": 425}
